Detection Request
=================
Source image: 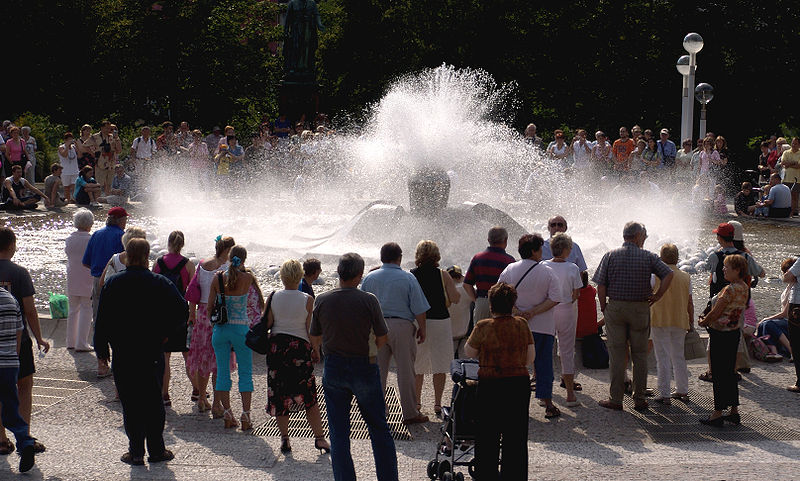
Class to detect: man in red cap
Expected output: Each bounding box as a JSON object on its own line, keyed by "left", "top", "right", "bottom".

{"left": 82, "top": 207, "right": 128, "bottom": 377}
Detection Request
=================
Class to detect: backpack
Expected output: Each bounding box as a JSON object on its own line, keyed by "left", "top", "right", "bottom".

{"left": 157, "top": 256, "right": 189, "bottom": 293}
{"left": 750, "top": 335, "right": 779, "bottom": 362}
{"left": 581, "top": 332, "right": 609, "bottom": 369}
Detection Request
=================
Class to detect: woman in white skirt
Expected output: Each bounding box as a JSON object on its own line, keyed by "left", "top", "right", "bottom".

{"left": 446, "top": 265, "right": 472, "bottom": 359}
{"left": 542, "top": 233, "right": 582, "bottom": 407}
{"left": 411, "top": 240, "right": 461, "bottom": 416}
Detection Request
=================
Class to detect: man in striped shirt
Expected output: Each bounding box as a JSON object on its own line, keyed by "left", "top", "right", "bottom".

{"left": 464, "top": 227, "right": 516, "bottom": 324}
{"left": 0, "top": 287, "right": 35, "bottom": 471}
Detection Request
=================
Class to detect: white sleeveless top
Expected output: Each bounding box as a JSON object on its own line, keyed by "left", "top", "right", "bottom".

{"left": 59, "top": 144, "right": 79, "bottom": 175}
{"left": 448, "top": 283, "right": 472, "bottom": 339}
{"left": 103, "top": 253, "right": 127, "bottom": 283}
{"left": 197, "top": 262, "right": 229, "bottom": 305}
{"left": 270, "top": 289, "right": 311, "bottom": 342}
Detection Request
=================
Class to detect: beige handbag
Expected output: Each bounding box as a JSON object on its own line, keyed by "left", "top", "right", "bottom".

{"left": 684, "top": 328, "right": 706, "bottom": 360}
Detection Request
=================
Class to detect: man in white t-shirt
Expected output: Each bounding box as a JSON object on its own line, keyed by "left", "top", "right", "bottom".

{"left": 129, "top": 127, "right": 156, "bottom": 174}
{"left": 571, "top": 129, "right": 593, "bottom": 170}
{"left": 498, "top": 233, "right": 561, "bottom": 418}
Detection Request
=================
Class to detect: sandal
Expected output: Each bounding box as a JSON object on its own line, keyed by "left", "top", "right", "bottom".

{"left": 0, "top": 440, "right": 13, "bottom": 455}
{"left": 120, "top": 452, "right": 145, "bottom": 466}
{"left": 787, "top": 385, "right": 800, "bottom": 393}
{"left": 545, "top": 406, "right": 561, "bottom": 418}
{"left": 434, "top": 405, "right": 442, "bottom": 417}
{"left": 698, "top": 372, "right": 713, "bottom": 383}
{"left": 560, "top": 379, "right": 582, "bottom": 391}
{"left": 530, "top": 378, "right": 536, "bottom": 391}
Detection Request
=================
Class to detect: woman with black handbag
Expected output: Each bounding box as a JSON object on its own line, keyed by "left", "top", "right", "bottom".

{"left": 265, "top": 259, "right": 329, "bottom": 454}
{"left": 207, "top": 245, "right": 262, "bottom": 430}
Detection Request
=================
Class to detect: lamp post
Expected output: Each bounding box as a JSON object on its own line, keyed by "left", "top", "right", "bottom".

{"left": 683, "top": 33, "right": 704, "bottom": 142}
{"left": 676, "top": 55, "right": 690, "bottom": 142}
{"left": 695, "top": 83, "right": 714, "bottom": 140}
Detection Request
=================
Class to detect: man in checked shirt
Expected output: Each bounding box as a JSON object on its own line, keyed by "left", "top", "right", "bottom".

{"left": 594, "top": 222, "right": 673, "bottom": 412}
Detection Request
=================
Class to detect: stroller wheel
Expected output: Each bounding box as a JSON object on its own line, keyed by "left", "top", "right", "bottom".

{"left": 438, "top": 460, "right": 451, "bottom": 479}
{"left": 467, "top": 459, "right": 477, "bottom": 478}
{"left": 455, "top": 472, "right": 465, "bottom": 481}
{"left": 427, "top": 460, "right": 439, "bottom": 479}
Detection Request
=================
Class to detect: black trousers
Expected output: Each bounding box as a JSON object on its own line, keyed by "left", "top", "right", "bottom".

{"left": 475, "top": 376, "right": 530, "bottom": 481}
{"left": 788, "top": 304, "right": 800, "bottom": 386}
{"left": 708, "top": 328, "right": 740, "bottom": 411}
{"left": 113, "top": 356, "right": 166, "bottom": 457}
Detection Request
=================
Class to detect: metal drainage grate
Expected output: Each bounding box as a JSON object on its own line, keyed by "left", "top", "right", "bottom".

{"left": 31, "top": 370, "right": 94, "bottom": 412}
{"left": 252, "top": 384, "right": 411, "bottom": 440}
{"left": 624, "top": 389, "right": 800, "bottom": 443}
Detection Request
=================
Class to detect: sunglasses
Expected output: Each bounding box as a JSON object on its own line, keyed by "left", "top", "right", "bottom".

{"left": 549, "top": 222, "right": 565, "bottom": 227}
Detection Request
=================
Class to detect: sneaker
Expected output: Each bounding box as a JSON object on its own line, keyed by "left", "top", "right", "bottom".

{"left": 19, "top": 444, "right": 34, "bottom": 473}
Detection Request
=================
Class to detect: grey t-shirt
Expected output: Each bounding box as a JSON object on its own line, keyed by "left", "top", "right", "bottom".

{"left": 310, "top": 287, "right": 388, "bottom": 358}
{"left": 44, "top": 175, "right": 64, "bottom": 200}
{"left": 768, "top": 183, "right": 791, "bottom": 209}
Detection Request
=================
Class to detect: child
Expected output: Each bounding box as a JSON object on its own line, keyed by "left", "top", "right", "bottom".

{"left": 214, "top": 144, "right": 232, "bottom": 176}
{"left": 754, "top": 185, "right": 771, "bottom": 216}
{"left": 576, "top": 271, "right": 599, "bottom": 338}
{"left": 446, "top": 265, "right": 472, "bottom": 359}
{"left": 713, "top": 184, "right": 727, "bottom": 215}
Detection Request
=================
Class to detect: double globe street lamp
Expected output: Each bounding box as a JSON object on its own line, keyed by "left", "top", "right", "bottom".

{"left": 677, "top": 32, "right": 704, "bottom": 143}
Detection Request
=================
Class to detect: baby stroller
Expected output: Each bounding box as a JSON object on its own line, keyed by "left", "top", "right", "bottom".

{"left": 427, "top": 359, "right": 480, "bottom": 480}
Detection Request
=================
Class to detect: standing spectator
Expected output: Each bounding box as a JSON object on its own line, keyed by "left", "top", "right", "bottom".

{"left": 184, "top": 236, "right": 235, "bottom": 414}
{"left": 411, "top": 240, "right": 460, "bottom": 417}
{"left": 757, "top": 140, "right": 775, "bottom": 183}
{"left": 176, "top": 121, "right": 192, "bottom": 148}
{"left": 75, "top": 124, "right": 96, "bottom": 170}
{"left": 781, "top": 256, "right": 800, "bottom": 392}
{"left": 657, "top": 129, "right": 677, "bottom": 168}
{"left": 82, "top": 207, "right": 127, "bottom": 377}
{"left": 20, "top": 127, "right": 36, "bottom": 184}
{"left": 591, "top": 131, "right": 612, "bottom": 170}
{"left": 129, "top": 127, "right": 157, "bottom": 174}
{"left": 156, "top": 121, "right": 179, "bottom": 158}
{"left": 763, "top": 173, "right": 792, "bottom": 218}
{"left": 0, "top": 286, "right": 36, "bottom": 472}
{"left": 642, "top": 138, "right": 662, "bottom": 171}
{"left": 697, "top": 254, "right": 748, "bottom": 426}
{"left": 265, "top": 259, "right": 328, "bottom": 453}
{"left": 629, "top": 139, "right": 647, "bottom": 173}
{"left": 767, "top": 137, "right": 787, "bottom": 174}
{"left": 524, "top": 123, "right": 543, "bottom": 150}
{"left": 299, "top": 258, "right": 322, "bottom": 298}
{"left": 547, "top": 130, "right": 570, "bottom": 163}
{"left": 204, "top": 127, "right": 223, "bottom": 156}
{"left": 310, "top": 253, "right": 398, "bottom": 481}
{"left": 541, "top": 215, "right": 588, "bottom": 273}
{"left": 95, "top": 238, "right": 186, "bottom": 465}
{"left": 152, "top": 231, "right": 196, "bottom": 408}
{"left": 65, "top": 209, "right": 95, "bottom": 351}
{"left": 714, "top": 136, "right": 730, "bottom": 167}
{"left": 273, "top": 116, "right": 292, "bottom": 139}
{"left": 630, "top": 125, "right": 643, "bottom": 143}
{"left": 698, "top": 137, "right": 720, "bottom": 179}
{"left": 0, "top": 227, "right": 50, "bottom": 455}
{"left": 572, "top": 129, "right": 593, "bottom": 170}
{"left": 542, "top": 233, "right": 583, "bottom": 407}
{"left": 465, "top": 282, "right": 534, "bottom": 481}
{"left": 4, "top": 127, "right": 26, "bottom": 173}
{"left": 780, "top": 137, "right": 800, "bottom": 216}
{"left": 182, "top": 130, "right": 211, "bottom": 186}
{"left": 58, "top": 132, "right": 80, "bottom": 202}
{"left": 98, "top": 164, "right": 132, "bottom": 206}
{"left": 650, "top": 244, "right": 692, "bottom": 404}
{"left": 214, "top": 126, "right": 236, "bottom": 155}
{"left": 207, "top": 245, "right": 259, "bottom": 430}
{"left": 225, "top": 136, "right": 245, "bottom": 176}
{"left": 594, "top": 222, "right": 673, "bottom": 412}
{"left": 498, "top": 234, "right": 560, "bottom": 418}
{"left": 675, "top": 139, "right": 694, "bottom": 182}
{"left": 44, "top": 164, "right": 67, "bottom": 208}
{"left": 91, "top": 121, "right": 120, "bottom": 195}
{"left": 446, "top": 265, "right": 472, "bottom": 358}
{"left": 733, "top": 182, "right": 758, "bottom": 216}
{"left": 612, "top": 127, "right": 635, "bottom": 172}
{"left": 361, "top": 242, "right": 430, "bottom": 425}
{"left": 463, "top": 227, "right": 516, "bottom": 325}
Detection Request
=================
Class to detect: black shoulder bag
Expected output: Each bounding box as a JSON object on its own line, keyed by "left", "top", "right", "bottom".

{"left": 245, "top": 291, "right": 275, "bottom": 354}
{"left": 514, "top": 261, "right": 538, "bottom": 289}
{"left": 210, "top": 273, "right": 228, "bottom": 325}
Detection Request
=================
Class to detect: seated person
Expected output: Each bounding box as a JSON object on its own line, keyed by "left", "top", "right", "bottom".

{"left": 763, "top": 173, "right": 791, "bottom": 218}
{"left": 74, "top": 165, "right": 102, "bottom": 207}
{"left": 44, "top": 163, "right": 67, "bottom": 209}
{"left": 754, "top": 185, "right": 770, "bottom": 217}
{"left": 733, "top": 182, "right": 758, "bottom": 216}
{"left": 98, "top": 164, "right": 132, "bottom": 206}
{"left": 758, "top": 257, "right": 796, "bottom": 359}
{"left": 1, "top": 165, "right": 48, "bottom": 210}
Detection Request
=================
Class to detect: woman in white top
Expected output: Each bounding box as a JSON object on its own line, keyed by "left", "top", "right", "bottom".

{"left": 99, "top": 226, "right": 147, "bottom": 289}
{"left": 447, "top": 265, "right": 472, "bottom": 358}
{"left": 266, "top": 259, "right": 329, "bottom": 454}
{"left": 542, "top": 233, "right": 582, "bottom": 407}
{"left": 65, "top": 209, "right": 94, "bottom": 350}
{"left": 58, "top": 132, "right": 80, "bottom": 201}
{"left": 547, "top": 129, "right": 571, "bottom": 162}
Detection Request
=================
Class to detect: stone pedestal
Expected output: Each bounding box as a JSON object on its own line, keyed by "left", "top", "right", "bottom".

{"left": 279, "top": 81, "right": 319, "bottom": 123}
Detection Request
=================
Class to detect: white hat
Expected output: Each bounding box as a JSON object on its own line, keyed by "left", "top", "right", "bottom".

{"left": 660, "top": 128, "right": 669, "bottom": 135}
{"left": 728, "top": 220, "right": 744, "bottom": 241}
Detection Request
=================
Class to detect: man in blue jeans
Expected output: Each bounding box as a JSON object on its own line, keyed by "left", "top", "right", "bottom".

{"left": 0, "top": 287, "right": 35, "bottom": 472}
{"left": 310, "top": 253, "right": 398, "bottom": 481}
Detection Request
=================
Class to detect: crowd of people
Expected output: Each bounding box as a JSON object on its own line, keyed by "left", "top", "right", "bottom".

{"left": 0, "top": 203, "right": 759, "bottom": 479}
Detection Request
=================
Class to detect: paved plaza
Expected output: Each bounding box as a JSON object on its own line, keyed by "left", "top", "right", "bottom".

{"left": 0, "top": 315, "right": 795, "bottom": 480}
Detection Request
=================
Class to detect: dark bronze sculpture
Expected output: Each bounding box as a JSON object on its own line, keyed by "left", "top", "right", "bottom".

{"left": 283, "top": 0, "right": 325, "bottom": 84}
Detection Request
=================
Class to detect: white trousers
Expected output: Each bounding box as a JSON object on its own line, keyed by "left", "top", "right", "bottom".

{"left": 67, "top": 295, "right": 93, "bottom": 350}
{"left": 651, "top": 326, "right": 689, "bottom": 396}
{"left": 554, "top": 302, "right": 577, "bottom": 375}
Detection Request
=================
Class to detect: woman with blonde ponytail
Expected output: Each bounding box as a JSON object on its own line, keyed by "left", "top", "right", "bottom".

{"left": 208, "top": 245, "right": 261, "bottom": 430}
